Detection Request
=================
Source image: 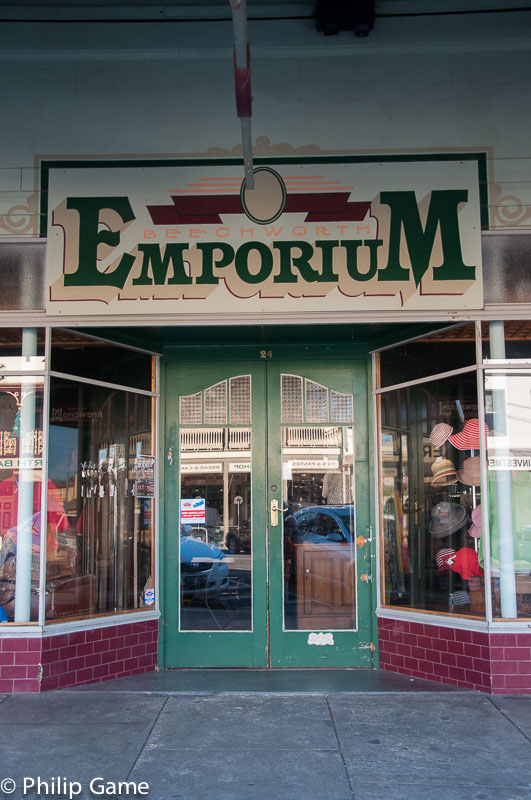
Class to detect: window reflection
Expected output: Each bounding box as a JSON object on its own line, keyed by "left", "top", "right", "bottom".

{"left": 47, "top": 378, "right": 155, "bottom": 620}
{"left": 380, "top": 375, "right": 485, "bottom": 617}
{"left": 179, "top": 428, "right": 252, "bottom": 632}
{"left": 483, "top": 370, "right": 531, "bottom": 618}
{"left": 282, "top": 425, "right": 356, "bottom": 631}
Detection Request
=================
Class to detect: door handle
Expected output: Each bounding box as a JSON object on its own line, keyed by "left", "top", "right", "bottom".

{"left": 270, "top": 499, "right": 279, "bottom": 527}
{"left": 414, "top": 500, "right": 423, "bottom": 526}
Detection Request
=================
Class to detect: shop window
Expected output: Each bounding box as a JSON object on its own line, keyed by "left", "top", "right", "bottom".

{"left": 482, "top": 320, "right": 531, "bottom": 362}
{"left": 51, "top": 329, "right": 154, "bottom": 392}
{"left": 0, "top": 328, "right": 45, "bottom": 371}
{"left": 379, "top": 322, "right": 476, "bottom": 388}
{"left": 379, "top": 372, "right": 485, "bottom": 617}
{"left": 46, "top": 378, "right": 155, "bottom": 621}
{"left": 483, "top": 369, "right": 531, "bottom": 619}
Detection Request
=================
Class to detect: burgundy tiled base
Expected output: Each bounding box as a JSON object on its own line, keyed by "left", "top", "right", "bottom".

{"left": 0, "top": 637, "right": 42, "bottom": 692}
{"left": 378, "top": 617, "right": 531, "bottom": 694}
{"left": 0, "top": 619, "right": 158, "bottom": 693}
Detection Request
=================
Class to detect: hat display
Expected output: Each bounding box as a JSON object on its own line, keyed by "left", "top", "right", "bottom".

{"left": 448, "top": 418, "right": 489, "bottom": 450}
{"left": 436, "top": 547, "right": 457, "bottom": 573}
{"left": 457, "top": 456, "right": 481, "bottom": 486}
{"left": 450, "top": 547, "right": 484, "bottom": 580}
{"left": 431, "top": 458, "right": 458, "bottom": 487}
{"left": 469, "top": 504, "right": 482, "bottom": 538}
{"left": 429, "top": 501, "right": 468, "bottom": 539}
{"left": 429, "top": 423, "right": 453, "bottom": 449}
{"left": 450, "top": 590, "right": 470, "bottom": 606}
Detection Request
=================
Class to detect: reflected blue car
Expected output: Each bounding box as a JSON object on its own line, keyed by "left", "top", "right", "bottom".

{"left": 292, "top": 505, "right": 355, "bottom": 544}
{"left": 180, "top": 525, "right": 229, "bottom": 599}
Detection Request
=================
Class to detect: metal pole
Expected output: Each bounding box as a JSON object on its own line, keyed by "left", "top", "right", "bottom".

{"left": 230, "top": 0, "right": 254, "bottom": 188}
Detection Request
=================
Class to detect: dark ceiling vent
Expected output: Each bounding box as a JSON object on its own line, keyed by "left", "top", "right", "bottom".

{"left": 315, "top": 0, "right": 375, "bottom": 36}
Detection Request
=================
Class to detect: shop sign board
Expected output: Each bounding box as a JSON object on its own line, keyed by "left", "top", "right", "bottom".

{"left": 181, "top": 462, "right": 223, "bottom": 473}
{"left": 229, "top": 462, "right": 251, "bottom": 472}
{"left": 180, "top": 498, "right": 206, "bottom": 524}
{"left": 43, "top": 155, "right": 485, "bottom": 315}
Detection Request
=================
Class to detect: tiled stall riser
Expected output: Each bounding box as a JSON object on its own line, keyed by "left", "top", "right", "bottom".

{"left": 378, "top": 618, "right": 531, "bottom": 694}
{"left": 0, "top": 619, "right": 158, "bottom": 693}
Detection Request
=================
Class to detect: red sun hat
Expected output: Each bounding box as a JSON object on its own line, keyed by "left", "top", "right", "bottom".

{"left": 448, "top": 418, "right": 489, "bottom": 450}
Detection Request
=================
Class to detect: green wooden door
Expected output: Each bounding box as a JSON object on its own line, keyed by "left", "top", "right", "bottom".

{"left": 162, "top": 358, "right": 374, "bottom": 668}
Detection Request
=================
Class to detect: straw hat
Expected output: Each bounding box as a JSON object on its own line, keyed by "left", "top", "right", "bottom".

{"left": 469, "top": 504, "right": 482, "bottom": 537}
{"left": 429, "top": 501, "right": 468, "bottom": 539}
{"left": 429, "top": 423, "right": 453, "bottom": 449}
{"left": 457, "top": 456, "right": 481, "bottom": 486}
{"left": 431, "top": 458, "right": 457, "bottom": 487}
{"left": 448, "top": 418, "right": 489, "bottom": 450}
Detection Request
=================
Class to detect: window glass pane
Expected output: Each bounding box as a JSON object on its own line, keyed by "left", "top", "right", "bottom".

{"left": 331, "top": 391, "right": 353, "bottom": 423}
{"left": 180, "top": 392, "right": 202, "bottom": 425}
{"left": 282, "top": 425, "right": 356, "bottom": 631}
{"left": 305, "top": 380, "right": 329, "bottom": 423}
{"left": 51, "top": 330, "right": 154, "bottom": 391}
{"left": 482, "top": 320, "right": 531, "bottom": 362}
{"left": 0, "top": 378, "right": 45, "bottom": 623}
{"left": 483, "top": 370, "right": 531, "bottom": 619}
{"left": 47, "top": 378, "right": 155, "bottom": 621}
{"left": 230, "top": 376, "right": 251, "bottom": 425}
{"left": 0, "top": 242, "right": 45, "bottom": 311}
{"left": 379, "top": 372, "right": 485, "bottom": 618}
{"left": 179, "top": 427, "right": 252, "bottom": 631}
{"left": 282, "top": 375, "right": 303, "bottom": 424}
{"left": 204, "top": 381, "right": 227, "bottom": 425}
{"left": 379, "top": 323, "right": 476, "bottom": 388}
{"left": 0, "top": 328, "right": 45, "bottom": 371}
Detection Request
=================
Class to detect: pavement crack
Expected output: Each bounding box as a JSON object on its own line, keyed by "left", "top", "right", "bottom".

{"left": 125, "top": 696, "right": 170, "bottom": 781}
{"left": 325, "top": 694, "right": 356, "bottom": 800}
{"left": 486, "top": 696, "right": 531, "bottom": 746}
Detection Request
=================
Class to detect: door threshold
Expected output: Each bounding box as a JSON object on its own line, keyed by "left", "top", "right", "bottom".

{"left": 68, "top": 668, "right": 466, "bottom": 694}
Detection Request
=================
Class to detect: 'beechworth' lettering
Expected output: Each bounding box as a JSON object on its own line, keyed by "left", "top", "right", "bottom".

{"left": 61, "top": 191, "right": 476, "bottom": 292}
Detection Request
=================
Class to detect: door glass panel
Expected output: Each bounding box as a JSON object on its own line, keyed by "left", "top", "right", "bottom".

{"left": 305, "top": 380, "right": 329, "bottom": 423}
{"left": 179, "top": 427, "right": 252, "bottom": 632}
{"left": 179, "top": 392, "right": 202, "bottom": 425}
{"left": 230, "top": 376, "right": 252, "bottom": 424}
{"left": 282, "top": 424, "right": 356, "bottom": 630}
{"left": 281, "top": 375, "right": 303, "bottom": 423}
{"left": 204, "top": 382, "right": 227, "bottom": 424}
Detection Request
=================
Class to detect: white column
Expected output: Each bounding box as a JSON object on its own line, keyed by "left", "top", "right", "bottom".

{"left": 14, "top": 328, "right": 38, "bottom": 622}
{"left": 489, "top": 321, "right": 517, "bottom": 618}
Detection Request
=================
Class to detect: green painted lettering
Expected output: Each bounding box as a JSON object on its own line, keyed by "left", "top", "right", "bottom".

{"left": 272, "top": 241, "right": 319, "bottom": 283}
{"left": 377, "top": 190, "right": 476, "bottom": 286}
{"left": 235, "top": 242, "right": 273, "bottom": 284}
{"left": 343, "top": 239, "right": 382, "bottom": 281}
{"left": 314, "top": 241, "right": 339, "bottom": 282}
{"left": 64, "top": 197, "right": 135, "bottom": 289}
{"left": 196, "top": 243, "right": 235, "bottom": 284}
{"left": 133, "top": 243, "right": 193, "bottom": 285}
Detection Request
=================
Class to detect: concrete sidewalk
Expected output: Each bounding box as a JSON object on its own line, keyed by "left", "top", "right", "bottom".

{"left": 0, "top": 671, "right": 530, "bottom": 800}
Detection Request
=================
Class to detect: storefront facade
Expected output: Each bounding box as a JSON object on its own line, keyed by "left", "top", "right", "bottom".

{"left": 0, "top": 5, "right": 530, "bottom": 692}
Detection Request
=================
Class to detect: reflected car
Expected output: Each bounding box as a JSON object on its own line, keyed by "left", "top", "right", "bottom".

{"left": 180, "top": 525, "right": 229, "bottom": 599}
{"left": 292, "top": 505, "right": 355, "bottom": 544}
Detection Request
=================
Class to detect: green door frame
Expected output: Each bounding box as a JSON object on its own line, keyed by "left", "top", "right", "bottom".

{"left": 160, "top": 344, "right": 376, "bottom": 669}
